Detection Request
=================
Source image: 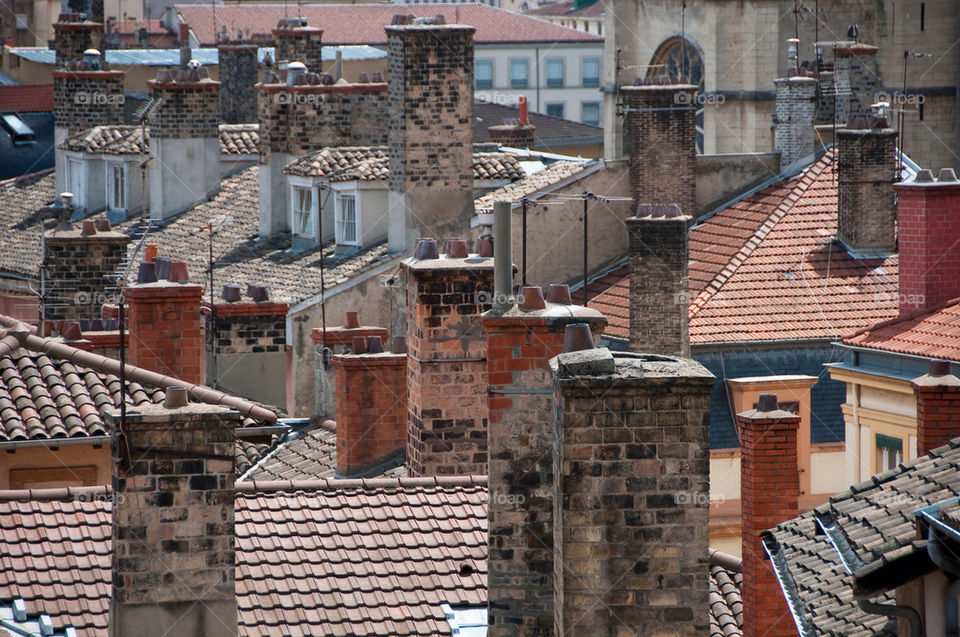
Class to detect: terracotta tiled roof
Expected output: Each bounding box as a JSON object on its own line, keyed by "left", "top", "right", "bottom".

{"left": 525, "top": 0, "right": 604, "bottom": 18}
{"left": 241, "top": 422, "right": 407, "bottom": 481}
{"left": 0, "top": 84, "right": 54, "bottom": 112}
{"left": 235, "top": 437, "right": 280, "bottom": 476}
{"left": 586, "top": 150, "right": 900, "bottom": 343}
{"left": 843, "top": 298, "right": 960, "bottom": 361}
{"left": 473, "top": 160, "right": 594, "bottom": 214}
{"left": 708, "top": 549, "right": 743, "bottom": 637}
{"left": 175, "top": 3, "right": 603, "bottom": 46}
{"left": 284, "top": 146, "right": 525, "bottom": 182}
{"left": 110, "top": 18, "right": 168, "bottom": 35}
{"left": 0, "top": 169, "right": 56, "bottom": 278}
{"left": 0, "top": 477, "right": 488, "bottom": 636}
{"left": 473, "top": 101, "right": 602, "bottom": 148}
{"left": 763, "top": 442, "right": 960, "bottom": 634}
{"left": 60, "top": 124, "right": 259, "bottom": 156}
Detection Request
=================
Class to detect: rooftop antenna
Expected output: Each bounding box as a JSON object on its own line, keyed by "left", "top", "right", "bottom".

{"left": 680, "top": 1, "right": 686, "bottom": 81}
{"left": 133, "top": 96, "right": 162, "bottom": 221}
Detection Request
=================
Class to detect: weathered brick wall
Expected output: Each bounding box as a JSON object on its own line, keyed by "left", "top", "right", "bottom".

{"left": 218, "top": 44, "right": 259, "bottom": 124}
{"left": 404, "top": 257, "right": 493, "bottom": 476}
{"left": 272, "top": 26, "right": 323, "bottom": 73}
{"left": 893, "top": 178, "right": 960, "bottom": 316}
{"left": 550, "top": 350, "right": 714, "bottom": 636}
{"left": 912, "top": 368, "right": 960, "bottom": 455}
{"left": 109, "top": 404, "right": 237, "bottom": 617}
{"left": 627, "top": 208, "right": 691, "bottom": 357}
{"left": 737, "top": 399, "right": 800, "bottom": 637}
{"left": 126, "top": 282, "right": 204, "bottom": 384}
{"left": 488, "top": 124, "right": 536, "bottom": 149}
{"left": 621, "top": 84, "right": 697, "bottom": 214}
{"left": 256, "top": 84, "right": 388, "bottom": 163}
{"left": 836, "top": 127, "right": 898, "bottom": 253}
{"left": 53, "top": 21, "right": 102, "bottom": 65}
{"left": 149, "top": 80, "right": 220, "bottom": 139}
{"left": 208, "top": 303, "right": 287, "bottom": 355}
{"left": 815, "top": 71, "right": 836, "bottom": 125}
{"left": 483, "top": 305, "right": 606, "bottom": 637}
{"left": 53, "top": 71, "right": 125, "bottom": 133}
{"left": 774, "top": 76, "right": 817, "bottom": 170}
{"left": 334, "top": 352, "right": 407, "bottom": 476}
{"left": 834, "top": 44, "right": 879, "bottom": 125}
{"left": 43, "top": 230, "right": 130, "bottom": 321}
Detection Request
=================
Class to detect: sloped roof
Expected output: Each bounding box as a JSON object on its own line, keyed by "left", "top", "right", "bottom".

{"left": 708, "top": 549, "right": 743, "bottom": 637}
{"left": 473, "top": 160, "right": 595, "bottom": 214}
{"left": 473, "top": 101, "right": 602, "bottom": 149}
{"left": 0, "top": 477, "right": 488, "bottom": 636}
{"left": 174, "top": 3, "right": 603, "bottom": 46}
{"left": 0, "top": 84, "right": 54, "bottom": 112}
{"left": 9, "top": 45, "right": 385, "bottom": 66}
{"left": 219, "top": 123, "right": 260, "bottom": 155}
{"left": 843, "top": 298, "right": 960, "bottom": 361}
{"left": 0, "top": 170, "right": 56, "bottom": 278}
{"left": 60, "top": 124, "right": 259, "bottom": 156}
{"left": 762, "top": 443, "right": 960, "bottom": 634}
{"left": 525, "top": 0, "right": 604, "bottom": 18}
{"left": 586, "top": 150, "right": 900, "bottom": 343}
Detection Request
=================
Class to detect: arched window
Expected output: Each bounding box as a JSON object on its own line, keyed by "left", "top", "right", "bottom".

{"left": 647, "top": 37, "right": 705, "bottom": 154}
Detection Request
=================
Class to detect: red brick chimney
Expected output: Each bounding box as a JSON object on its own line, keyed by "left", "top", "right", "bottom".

{"left": 483, "top": 288, "right": 607, "bottom": 636}
{"left": 894, "top": 168, "right": 960, "bottom": 315}
{"left": 738, "top": 393, "right": 800, "bottom": 637}
{"left": 488, "top": 96, "right": 536, "bottom": 149}
{"left": 125, "top": 264, "right": 205, "bottom": 384}
{"left": 912, "top": 360, "right": 960, "bottom": 455}
{"left": 402, "top": 238, "right": 494, "bottom": 476}
{"left": 332, "top": 345, "right": 407, "bottom": 477}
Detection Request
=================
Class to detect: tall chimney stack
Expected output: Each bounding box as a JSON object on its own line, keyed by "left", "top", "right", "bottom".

{"left": 737, "top": 394, "right": 801, "bottom": 637}
{"left": 108, "top": 400, "right": 238, "bottom": 637}
{"left": 217, "top": 41, "right": 259, "bottom": 123}
{"left": 893, "top": 168, "right": 960, "bottom": 316}
{"left": 387, "top": 18, "right": 476, "bottom": 252}
{"left": 620, "top": 82, "right": 697, "bottom": 213}
{"left": 271, "top": 18, "right": 323, "bottom": 75}
{"left": 912, "top": 360, "right": 960, "bottom": 455}
{"left": 488, "top": 96, "right": 536, "bottom": 149}
{"left": 550, "top": 348, "right": 714, "bottom": 635}
{"left": 773, "top": 77, "right": 817, "bottom": 171}
{"left": 834, "top": 43, "right": 879, "bottom": 125}
{"left": 836, "top": 119, "right": 898, "bottom": 255}
{"left": 627, "top": 203, "right": 691, "bottom": 357}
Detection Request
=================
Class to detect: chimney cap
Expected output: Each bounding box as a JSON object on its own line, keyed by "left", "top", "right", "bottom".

{"left": 562, "top": 322, "right": 596, "bottom": 354}
{"left": 163, "top": 386, "right": 189, "bottom": 409}
{"left": 929, "top": 360, "right": 953, "bottom": 377}
{"left": 938, "top": 168, "right": 959, "bottom": 183}
{"left": 757, "top": 393, "right": 779, "bottom": 412}
{"left": 914, "top": 169, "right": 936, "bottom": 183}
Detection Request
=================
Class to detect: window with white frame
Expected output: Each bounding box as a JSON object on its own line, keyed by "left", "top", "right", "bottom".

{"left": 475, "top": 60, "right": 493, "bottom": 89}
{"left": 67, "top": 158, "right": 85, "bottom": 206}
{"left": 106, "top": 162, "right": 126, "bottom": 211}
{"left": 510, "top": 59, "right": 528, "bottom": 89}
{"left": 876, "top": 434, "right": 903, "bottom": 473}
{"left": 292, "top": 185, "right": 314, "bottom": 238}
{"left": 581, "top": 57, "right": 600, "bottom": 87}
{"left": 545, "top": 58, "right": 564, "bottom": 88}
{"left": 581, "top": 102, "right": 600, "bottom": 126}
{"left": 335, "top": 193, "right": 358, "bottom": 245}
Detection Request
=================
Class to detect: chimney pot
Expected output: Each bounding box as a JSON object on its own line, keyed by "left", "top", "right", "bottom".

{"left": 221, "top": 284, "right": 241, "bottom": 303}
{"left": 366, "top": 335, "right": 385, "bottom": 353}
{"left": 143, "top": 243, "right": 158, "bottom": 262}
{"left": 137, "top": 261, "right": 158, "bottom": 284}
{"left": 476, "top": 237, "right": 494, "bottom": 258}
{"left": 80, "top": 220, "right": 97, "bottom": 235}
{"left": 939, "top": 168, "right": 959, "bottom": 183}
{"left": 351, "top": 335, "right": 367, "bottom": 354}
{"left": 357, "top": 72, "right": 369, "bottom": 83}
{"left": 915, "top": 169, "right": 935, "bottom": 183}
{"left": 518, "top": 285, "right": 546, "bottom": 310}
{"left": 167, "top": 261, "right": 189, "bottom": 283}
{"left": 95, "top": 219, "right": 112, "bottom": 232}
{"left": 248, "top": 285, "right": 269, "bottom": 302}
{"left": 757, "top": 393, "right": 779, "bottom": 412}
{"left": 413, "top": 238, "right": 440, "bottom": 260}
{"left": 390, "top": 335, "right": 407, "bottom": 354}
{"left": 562, "top": 322, "right": 596, "bottom": 353}
{"left": 61, "top": 320, "right": 82, "bottom": 341}
{"left": 91, "top": 318, "right": 104, "bottom": 330}
{"left": 447, "top": 238, "right": 468, "bottom": 259}
{"left": 154, "top": 257, "right": 171, "bottom": 280}
{"left": 930, "top": 360, "right": 952, "bottom": 377}
{"left": 344, "top": 311, "right": 360, "bottom": 329}
{"left": 371, "top": 72, "right": 384, "bottom": 83}
{"left": 546, "top": 283, "right": 572, "bottom": 305}
{"left": 162, "top": 386, "right": 189, "bottom": 409}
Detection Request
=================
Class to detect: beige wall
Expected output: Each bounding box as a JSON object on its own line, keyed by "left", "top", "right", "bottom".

{"left": 0, "top": 443, "right": 111, "bottom": 489}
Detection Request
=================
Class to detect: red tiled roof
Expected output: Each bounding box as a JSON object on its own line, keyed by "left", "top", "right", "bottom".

{"left": 110, "top": 18, "right": 168, "bottom": 35}
{"left": 174, "top": 3, "right": 603, "bottom": 46}
{"left": 0, "top": 84, "right": 54, "bottom": 113}
{"left": 587, "top": 150, "right": 900, "bottom": 344}
{"left": 843, "top": 298, "right": 960, "bottom": 361}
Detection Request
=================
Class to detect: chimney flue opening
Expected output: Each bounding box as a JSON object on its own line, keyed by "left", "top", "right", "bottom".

{"left": 930, "top": 360, "right": 952, "bottom": 377}
{"left": 757, "top": 393, "right": 779, "bottom": 412}
{"left": 562, "top": 323, "right": 596, "bottom": 353}
{"left": 163, "top": 386, "right": 189, "bottom": 409}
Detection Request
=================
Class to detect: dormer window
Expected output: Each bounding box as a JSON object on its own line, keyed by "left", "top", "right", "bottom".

{"left": 65, "top": 156, "right": 87, "bottom": 213}
{"left": 335, "top": 193, "right": 358, "bottom": 246}
{"left": 106, "top": 161, "right": 127, "bottom": 213}
{"left": 288, "top": 177, "right": 319, "bottom": 251}
{"left": 293, "top": 186, "right": 313, "bottom": 237}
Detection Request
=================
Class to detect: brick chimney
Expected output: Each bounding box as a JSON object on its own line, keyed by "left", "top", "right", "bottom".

{"left": 912, "top": 360, "right": 960, "bottom": 455}
{"left": 217, "top": 42, "right": 259, "bottom": 123}
{"left": 271, "top": 18, "right": 323, "bottom": 75}
{"left": 550, "top": 348, "right": 715, "bottom": 635}
{"left": 125, "top": 266, "right": 204, "bottom": 384}
{"left": 774, "top": 75, "right": 817, "bottom": 171}
{"left": 737, "top": 393, "right": 800, "bottom": 637}
{"left": 836, "top": 121, "right": 898, "bottom": 255}
{"left": 627, "top": 203, "right": 690, "bottom": 357}
{"left": 483, "top": 293, "right": 607, "bottom": 636}
{"left": 108, "top": 399, "right": 238, "bottom": 637}
{"left": 893, "top": 168, "right": 960, "bottom": 315}
{"left": 620, "top": 82, "right": 697, "bottom": 213}
{"left": 386, "top": 19, "right": 476, "bottom": 252}
{"left": 310, "top": 317, "right": 390, "bottom": 418}
{"left": 834, "top": 43, "right": 879, "bottom": 125}
{"left": 333, "top": 347, "right": 408, "bottom": 476}
{"left": 488, "top": 96, "right": 536, "bottom": 149}
{"left": 147, "top": 71, "right": 221, "bottom": 220}
{"left": 402, "top": 241, "right": 493, "bottom": 476}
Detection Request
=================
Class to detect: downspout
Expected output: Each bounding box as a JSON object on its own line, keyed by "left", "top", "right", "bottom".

{"left": 857, "top": 598, "right": 922, "bottom": 637}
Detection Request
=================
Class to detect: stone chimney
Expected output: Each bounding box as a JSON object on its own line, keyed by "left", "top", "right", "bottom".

{"left": 620, "top": 82, "right": 697, "bottom": 213}
{"left": 387, "top": 18, "right": 476, "bottom": 252}
{"left": 488, "top": 96, "right": 536, "bottom": 149}
{"left": 774, "top": 75, "right": 817, "bottom": 171}
{"left": 550, "top": 348, "right": 714, "bottom": 635}
{"left": 482, "top": 291, "right": 606, "bottom": 636}
{"left": 217, "top": 42, "right": 259, "bottom": 123}
{"left": 834, "top": 43, "right": 879, "bottom": 125}
{"left": 737, "top": 393, "right": 800, "bottom": 637}
{"left": 108, "top": 399, "right": 238, "bottom": 637}
{"left": 402, "top": 239, "right": 493, "bottom": 476}
{"left": 912, "top": 360, "right": 960, "bottom": 455}
{"left": 333, "top": 345, "right": 408, "bottom": 477}
{"left": 43, "top": 222, "right": 130, "bottom": 321}
{"left": 125, "top": 263, "right": 204, "bottom": 384}
{"left": 893, "top": 168, "right": 960, "bottom": 316}
{"left": 147, "top": 72, "right": 221, "bottom": 220}
{"left": 627, "top": 203, "right": 690, "bottom": 357}
{"left": 272, "top": 18, "right": 323, "bottom": 75}
{"left": 836, "top": 121, "right": 898, "bottom": 255}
